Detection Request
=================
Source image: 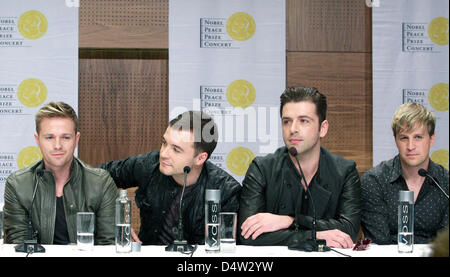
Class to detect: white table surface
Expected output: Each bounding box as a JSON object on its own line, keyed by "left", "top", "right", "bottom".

{"left": 0, "top": 243, "right": 433, "bottom": 258}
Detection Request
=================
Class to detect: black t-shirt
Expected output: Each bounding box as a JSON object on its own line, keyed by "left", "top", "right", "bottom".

{"left": 53, "top": 196, "right": 70, "bottom": 245}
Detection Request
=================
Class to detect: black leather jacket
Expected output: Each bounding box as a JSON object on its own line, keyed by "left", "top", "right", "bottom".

{"left": 239, "top": 147, "right": 361, "bottom": 246}
{"left": 100, "top": 150, "right": 241, "bottom": 245}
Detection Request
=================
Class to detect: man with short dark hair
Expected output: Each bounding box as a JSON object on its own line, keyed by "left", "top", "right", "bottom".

{"left": 238, "top": 86, "right": 361, "bottom": 248}
{"left": 99, "top": 111, "right": 241, "bottom": 245}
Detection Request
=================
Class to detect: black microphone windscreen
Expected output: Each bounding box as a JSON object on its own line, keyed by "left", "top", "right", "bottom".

{"left": 184, "top": 166, "right": 191, "bottom": 174}
{"left": 418, "top": 168, "right": 428, "bottom": 177}
{"left": 36, "top": 169, "right": 44, "bottom": 177}
{"left": 288, "top": 147, "right": 298, "bottom": 157}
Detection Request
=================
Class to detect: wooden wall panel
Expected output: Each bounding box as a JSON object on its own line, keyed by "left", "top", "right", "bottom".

{"left": 78, "top": 55, "right": 168, "bottom": 232}
{"left": 78, "top": 57, "right": 168, "bottom": 166}
{"left": 287, "top": 52, "right": 372, "bottom": 174}
{"left": 287, "top": 0, "right": 371, "bottom": 52}
{"left": 79, "top": 0, "right": 169, "bottom": 48}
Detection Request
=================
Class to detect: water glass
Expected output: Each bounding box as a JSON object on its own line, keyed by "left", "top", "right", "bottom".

{"left": 77, "top": 212, "right": 95, "bottom": 251}
{"left": 220, "top": 212, "right": 237, "bottom": 253}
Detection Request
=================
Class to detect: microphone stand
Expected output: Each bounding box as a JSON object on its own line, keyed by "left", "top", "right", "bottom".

{"left": 418, "top": 168, "right": 449, "bottom": 198}
{"left": 288, "top": 148, "right": 328, "bottom": 252}
{"left": 15, "top": 170, "right": 45, "bottom": 254}
{"left": 165, "top": 166, "right": 195, "bottom": 253}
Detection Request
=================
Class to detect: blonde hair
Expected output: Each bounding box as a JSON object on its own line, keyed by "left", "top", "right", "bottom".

{"left": 392, "top": 102, "right": 435, "bottom": 137}
{"left": 35, "top": 101, "right": 78, "bottom": 134}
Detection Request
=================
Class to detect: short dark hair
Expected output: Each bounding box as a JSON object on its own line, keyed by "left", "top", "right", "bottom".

{"left": 280, "top": 86, "right": 327, "bottom": 125}
{"left": 169, "top": 111, "right": 218, "bottom": 160}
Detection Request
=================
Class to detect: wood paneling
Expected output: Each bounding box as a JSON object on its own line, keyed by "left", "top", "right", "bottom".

{"left": 287, "top": 52, "right": 372, "bottom": 173}
{"left": 78, "top": 56, "right": 168, "bottom": 166}
{"left": 79, "top": 0, "right": 168, "bottom": 49}
{"left": 287, "top": 0, "right": 371, "bottom": 52}
{"left": 78, "top": 52, "right": 168, "bottom": 232}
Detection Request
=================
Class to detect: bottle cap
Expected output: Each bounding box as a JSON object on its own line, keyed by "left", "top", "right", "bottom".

{"left": 205, "top": 189, "right": 220, "bottom": 201}
{"left": 399, "top": 190, "right": 414, "bottom": 204}
{"left": 119, "top": 190, "right": 128, "bottom": 197}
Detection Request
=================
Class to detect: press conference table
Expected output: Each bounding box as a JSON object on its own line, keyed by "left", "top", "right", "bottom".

{"left": 0, "top": 243, "right": 432, "bottom": 257}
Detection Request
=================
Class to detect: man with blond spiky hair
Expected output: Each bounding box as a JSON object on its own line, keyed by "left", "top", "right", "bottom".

{"left": 361, "top": 102, "right": 449, "bottom": 245}
{"left": 4, "top": 102, "right": 118, "bottom": 245}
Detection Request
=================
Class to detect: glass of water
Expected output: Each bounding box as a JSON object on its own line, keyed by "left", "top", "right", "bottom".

{"left": 220, "top": 212, "right": 237, "bottom": 253}
{"left": 77, "top": 212, "right": 95, "bottom": 251}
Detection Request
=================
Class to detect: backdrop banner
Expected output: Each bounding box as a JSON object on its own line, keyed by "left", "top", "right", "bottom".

{"left": 0, "top": 0, "right": 78, "bottom": 205}
{"left": 372, "top": 0, "right": 449, "bottom": 170}
{"left": 169, "top": 0, "right": 285, "bottom": 183}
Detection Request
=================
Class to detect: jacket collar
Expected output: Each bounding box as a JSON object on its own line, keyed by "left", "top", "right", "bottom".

{"left": 282, "top": 146, "right": 332, "bottom": 218}
{"left": 37, "top": 157, "right": 81, "bottom": 188}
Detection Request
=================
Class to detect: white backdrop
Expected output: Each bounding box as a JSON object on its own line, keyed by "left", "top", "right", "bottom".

{"left": 169, "top": 0, "right": 285, "bottom": 183}
{"left": 372, "top": 0, "right": 449, "bottom": 170}
{"left": 0, "top": 0, "right": 78, "bottom": 205}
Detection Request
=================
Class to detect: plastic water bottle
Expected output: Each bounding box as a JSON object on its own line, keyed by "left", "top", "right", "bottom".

{"left": 398, "top": 190, "right": 414, "bottom": 253}
{"left": 116, "top": 190, "right": 132, "bottom": 253}
{"left": 205, "top": 189, "right": 220, "bottom": 253}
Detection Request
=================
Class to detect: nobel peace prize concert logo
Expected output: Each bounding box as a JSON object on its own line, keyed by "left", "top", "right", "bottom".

{"left": 201, "top": 12, "right": 256, "bottom": 48}
{"left": 226, "top": 147, "right": 255, "bottom": 176}
{"left": 201, "top": 79, "right": 256, "bottom": 115}
{"left": 403, "top": 82, "right": 448, "bottom": 112}
{"left": 0, "top": 78, "right": 47, "bottom": 115}
{"left": 402, "top": 17, "right": 448, "bottom": 52}
{"left": 428, "top": 83, "right": 449, "bottom": 112}
{"left": 17, "top": 78, "right": 48, "bottom": 108}
{"left": 431, "top": 149, "right": 449, "bottom": 171}
{"left": 0, "top": 10, "right": 47, "bottom": 46}
{"left": 17, "top": 10, "right": 48, "bottom": 39}
{"left": 17, "top": 146, "right": 42, "bottom": 169}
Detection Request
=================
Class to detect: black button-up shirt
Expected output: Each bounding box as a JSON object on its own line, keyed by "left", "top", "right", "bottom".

{"left": 361, "top": 155, "right": 449, "bottom": 244}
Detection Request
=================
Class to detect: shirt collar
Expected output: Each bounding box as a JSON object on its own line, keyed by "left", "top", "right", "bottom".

{"left": 388, "top": 155, "right": 404, "bottom": 184}
{"left": 389, "top": 154, "right": 440, "bottom": 183}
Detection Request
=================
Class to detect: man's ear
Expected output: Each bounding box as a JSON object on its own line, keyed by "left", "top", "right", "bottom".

{"left": 195, "top": 152, "right": 208, "bottom": 166}
{"left": 319, "top": 119, "right": 329, "bottom": 138}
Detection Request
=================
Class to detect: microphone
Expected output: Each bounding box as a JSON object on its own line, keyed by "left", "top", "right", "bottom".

{"left": 418, "top": 168, "right": 449, "bottom": 198}
{"left": 287, "top": 147, "right": 328, "bottom": 252}
{"left": 15, "top": 169, "right": 46, "bottom": 254}
{"left": 165, "top": 166, "right": 195, "bottom": 253}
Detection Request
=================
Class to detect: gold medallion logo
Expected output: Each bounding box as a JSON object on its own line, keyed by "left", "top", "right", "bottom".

{"left": 17, "top": 146, "right": 42, "bottom": 169}
{"left": 428, "top": 83, "right": 448, "bottom": 112}
{"left": 226, "top": 147, "right": 255, "bottom": 176}
{"left": 431, "top": 149, "right": 449, "bottom": 171}
{"left": 226, "top": 12, "right": 256, "bottom": 41}
{"left": 17, "top": 10, "right": 48, "bottom": 40}
{"left": 17, "top": 78, "right": 48, "bottom": 108}
{"left": 226, "top": 80, "right": 256, "bottom": 108}
{"left": 428, "top": 17, "right": 449, "bottom": 46}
